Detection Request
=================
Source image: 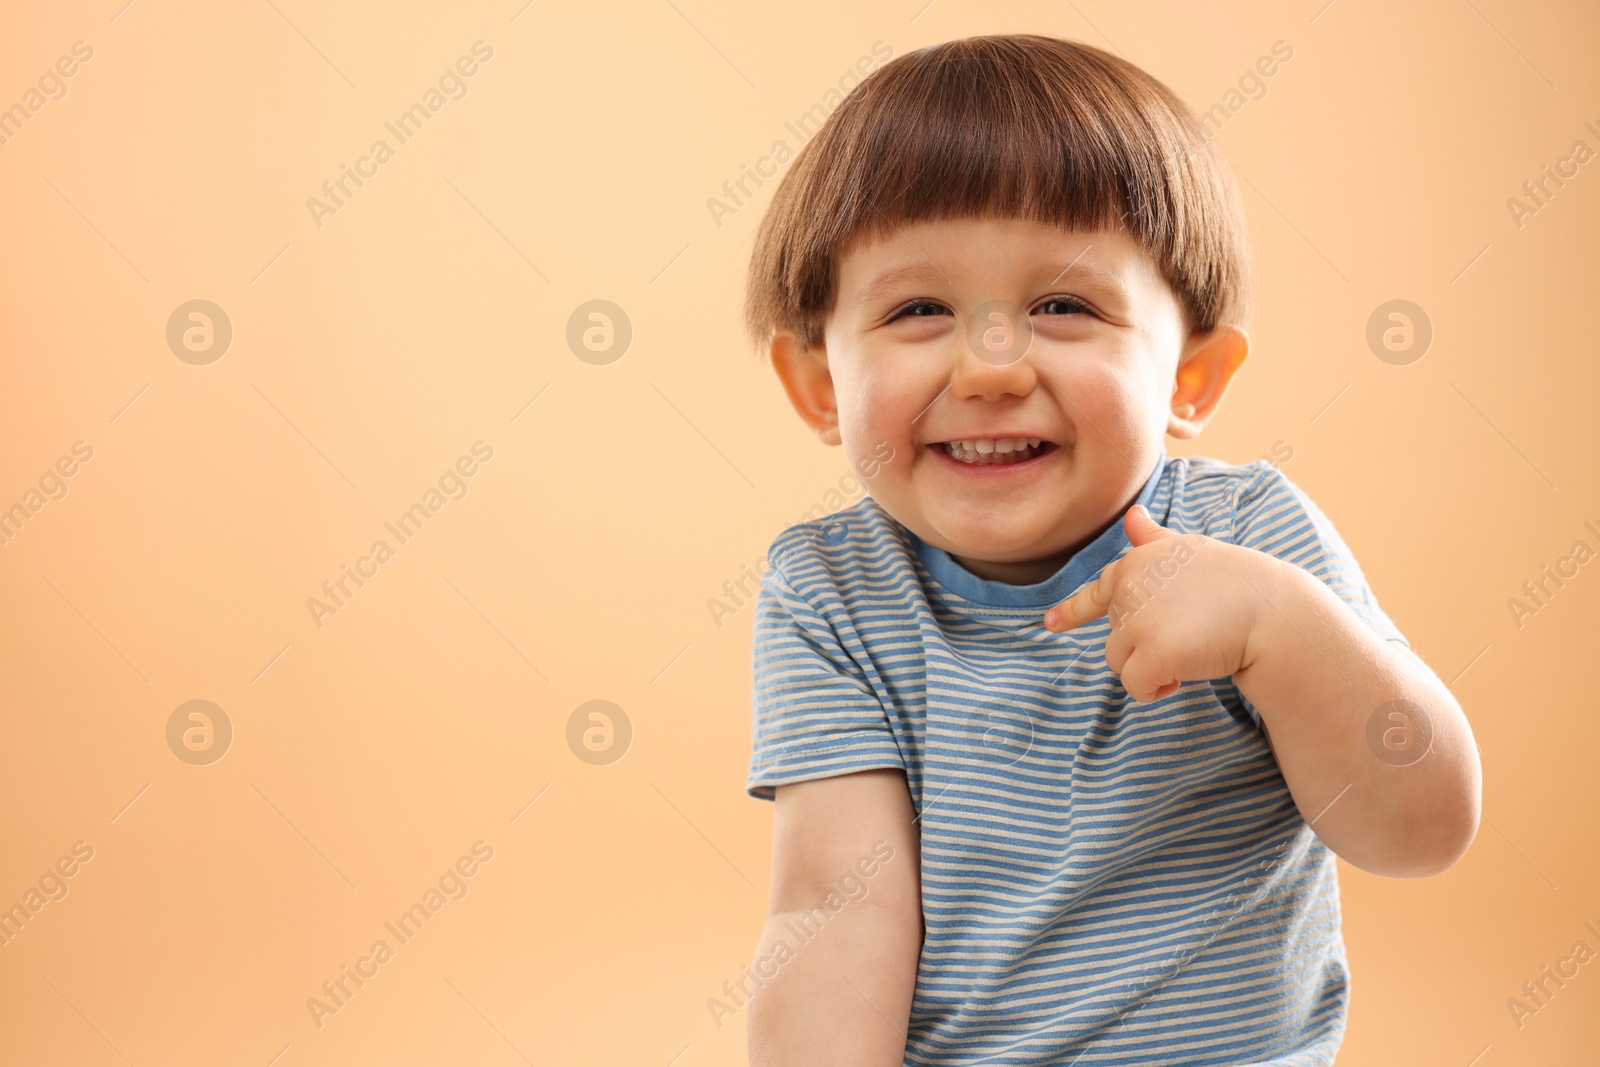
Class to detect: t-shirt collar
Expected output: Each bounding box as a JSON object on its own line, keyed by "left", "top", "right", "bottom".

{"left": 908, "top": 445, "right": 1168, "bottom": 610}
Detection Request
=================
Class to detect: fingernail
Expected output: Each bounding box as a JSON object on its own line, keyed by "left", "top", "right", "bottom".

{"left": 1044, "top": 609, "right": 1059, "bottom": 629}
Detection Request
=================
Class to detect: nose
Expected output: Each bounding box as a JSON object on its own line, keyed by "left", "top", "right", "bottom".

{"left": 949, "top": 306, "right": 1037, "bottom": 401}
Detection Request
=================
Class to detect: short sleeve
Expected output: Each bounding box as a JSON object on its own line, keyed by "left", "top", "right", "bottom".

{"left": 746, "top": 561, "right": 906, "bottom": 801}
{"left": 1228, "top": 463, "right": 1411, "bottom": 724}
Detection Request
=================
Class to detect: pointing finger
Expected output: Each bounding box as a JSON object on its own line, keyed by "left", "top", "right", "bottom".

{"left": 1044, "top": 569, "right": 1112, "bottom": 631}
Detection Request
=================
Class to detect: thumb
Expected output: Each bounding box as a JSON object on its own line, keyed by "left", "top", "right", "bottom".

{"left": 1124, "top": 503, "right": 1176, "bottom": 546}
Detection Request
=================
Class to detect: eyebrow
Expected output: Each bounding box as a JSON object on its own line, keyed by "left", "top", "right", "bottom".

{"left": 853, "top": 263, "right": 949, "bottom": 309}
{"left": 1045, "top": 249, "right": 1124, "bottom": 291}
{"left": 853, "top": 253, "right": 1129, "bottom": 309}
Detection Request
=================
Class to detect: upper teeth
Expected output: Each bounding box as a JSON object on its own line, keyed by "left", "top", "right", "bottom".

{"left": 960, "top": 437, "right": 1039, "bottom": 453}
{"left": 934, "top": 438, "right": 1049, "bottom": 463}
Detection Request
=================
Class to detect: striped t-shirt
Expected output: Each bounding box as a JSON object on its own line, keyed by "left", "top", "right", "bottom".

{"left": 746, "top": 447, "right": 1409, "bottom": 1066}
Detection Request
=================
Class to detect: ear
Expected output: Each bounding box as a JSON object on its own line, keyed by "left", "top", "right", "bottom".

{"left": 1168, "top": 323, "right": 1248, "bottom": 440}
{"left": 770, "top": 329, "right": 841, "bottom": 446}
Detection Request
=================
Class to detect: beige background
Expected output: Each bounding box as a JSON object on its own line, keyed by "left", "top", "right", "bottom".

{"left": 0, "top": 0, "right": 1596, "bottom": 1063}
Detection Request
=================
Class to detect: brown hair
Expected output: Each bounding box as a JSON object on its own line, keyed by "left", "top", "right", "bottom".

{"left": 742, "top": 34, "right": 1251, "bottom": 354}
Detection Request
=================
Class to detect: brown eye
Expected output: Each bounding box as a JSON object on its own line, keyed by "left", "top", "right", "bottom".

{"left": 887, "top": 300, "right": 950, "bottom": 323}
{"left": 1034, "top": 297, "right": 1092, "bottom": 317}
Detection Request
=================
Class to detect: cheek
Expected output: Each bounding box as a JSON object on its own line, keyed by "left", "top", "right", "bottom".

{"left": 832, "top": 373, "right": 875, "bottom": 440}
{"left": 1047, "top": 359, "right": 1156, "bottom": 444}
{"left": 837, "top": 359, "right": 925, "bottom": 438}
{"left": 1052, "top": 356, "right": 1128, "bottom": 412}
{"left": 1057, "top": 336, "right": 1164, "bottom": 410}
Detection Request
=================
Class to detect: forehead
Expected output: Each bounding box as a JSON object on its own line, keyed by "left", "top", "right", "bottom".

{"left": 838, "top": 216, "right": 1163, "bottom": 305}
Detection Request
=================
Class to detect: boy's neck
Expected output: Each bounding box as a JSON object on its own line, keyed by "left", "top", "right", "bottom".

{"left": 946, "top": 523, "right": 1107, "bottom": 586}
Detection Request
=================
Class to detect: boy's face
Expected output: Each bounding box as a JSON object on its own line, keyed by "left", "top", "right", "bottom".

{"left": 772, "top": 215, "right": 1247, "bottom": 582}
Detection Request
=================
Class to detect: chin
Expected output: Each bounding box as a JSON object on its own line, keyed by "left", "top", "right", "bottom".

{"left": 933, "top": 514, "right": 1053, "bottom": 559}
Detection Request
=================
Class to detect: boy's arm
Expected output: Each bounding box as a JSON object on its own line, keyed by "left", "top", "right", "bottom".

{"left": 1234, "top": 557, "right": 1482, "bottom": 879}
{"left": 1045, "top": 498, "right": 1482, "bottom": 881}
{"left": 748, "top": 768, "right": 923, "bottom": 1067}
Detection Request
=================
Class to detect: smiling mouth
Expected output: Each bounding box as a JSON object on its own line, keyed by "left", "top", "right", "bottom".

{"left": 934, "top": 437, "right": 1056, "bottom": 465}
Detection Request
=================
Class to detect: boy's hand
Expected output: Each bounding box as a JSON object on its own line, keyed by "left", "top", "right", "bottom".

{"left": 1042, "top": 504, "right": 1281, "bottom": 702}
{"left": 1044, "top": 504, "right": 1482, "bottom": 878}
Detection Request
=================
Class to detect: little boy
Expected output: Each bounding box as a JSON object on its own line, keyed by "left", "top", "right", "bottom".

{"left": 739, "top": 34, "right": 1480, "bottom": 1067}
